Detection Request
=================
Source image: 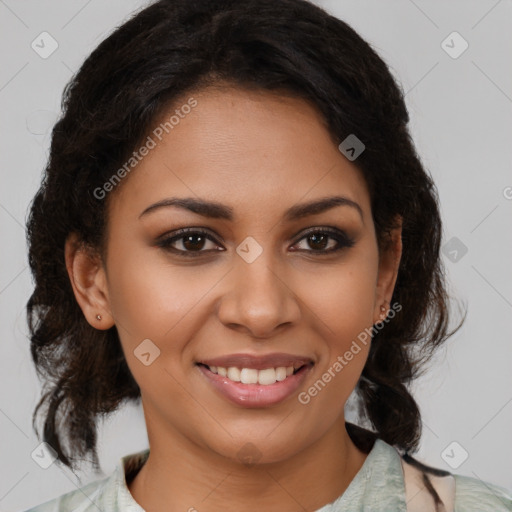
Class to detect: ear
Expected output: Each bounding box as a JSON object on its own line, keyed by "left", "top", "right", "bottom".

{"left": 64, "top": 232, "right": 115, "bottom": 330}
{"left": 373, "top": 216, "right": 403, "bottom": 324}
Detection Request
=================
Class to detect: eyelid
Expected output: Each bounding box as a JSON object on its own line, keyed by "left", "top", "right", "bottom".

{"left": 291, "top": 226, "right": 351, "bottom": 243}
{"left": 290, "top": 226, "right": 355, "bottom": 253}
{"left": 155, "top": 227, "right": 220, "bottom": 243}
{"left": 155, "top": 227, "right": 222, "bottom": 252}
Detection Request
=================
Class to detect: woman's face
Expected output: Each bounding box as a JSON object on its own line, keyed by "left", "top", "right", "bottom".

{"left": 77, "top": 86, "right": 401, "bottom": 464}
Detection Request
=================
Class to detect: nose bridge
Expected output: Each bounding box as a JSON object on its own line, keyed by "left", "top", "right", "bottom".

{"left": 235, "top": 235, "right": 286, "bottom": 308}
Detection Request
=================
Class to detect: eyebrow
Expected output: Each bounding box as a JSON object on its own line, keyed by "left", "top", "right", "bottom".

{"left": 139, "top": 195, "right": 363, "bottom": 222}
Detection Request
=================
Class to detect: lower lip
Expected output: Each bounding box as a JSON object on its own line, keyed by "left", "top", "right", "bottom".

{"left": 197, "top": 364, "right": 313, "bottom": 408}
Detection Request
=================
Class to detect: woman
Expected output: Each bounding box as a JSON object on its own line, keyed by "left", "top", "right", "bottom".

{"left": 23, "top": 0, "right": 512, "bottom": 510}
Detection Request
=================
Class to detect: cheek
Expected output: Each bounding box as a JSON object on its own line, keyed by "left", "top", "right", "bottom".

{"left": 300, "top": 243, "right": 379, "bottom": 345}
{"left": 293, "top": 246, "right": 377, "bottom": 414}
{"left": 306, "top": 269, "right": 376, "bottom": 330}
{"left": 104, "top": 237, "right": 209, "bottom": 365}
{"left": 105, "top": 257, "right": 207, "bottom": 399}
{"left": 105, "top": 232, "right": 210, "bottom": 333}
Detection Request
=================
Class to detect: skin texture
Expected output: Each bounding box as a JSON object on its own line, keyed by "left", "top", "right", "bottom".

{"left": 65, "top": 86, "right": 402, "bottom": 512}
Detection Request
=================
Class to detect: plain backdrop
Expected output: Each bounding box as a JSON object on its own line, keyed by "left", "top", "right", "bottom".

{"left": 1, "top": 1, "right": 511, "bottom": 510}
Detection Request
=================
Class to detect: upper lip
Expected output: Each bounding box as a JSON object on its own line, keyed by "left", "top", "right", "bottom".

{"left": 197, "top": 353, "right": 314, "bottom": 370}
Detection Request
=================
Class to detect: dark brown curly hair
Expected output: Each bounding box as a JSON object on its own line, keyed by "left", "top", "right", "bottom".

{"left": 26, "top": 0, "right": 461, "bottom": 475}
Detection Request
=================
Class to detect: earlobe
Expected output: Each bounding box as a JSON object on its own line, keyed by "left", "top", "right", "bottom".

{"left": 64, "top": 233, "right": 114, "bottom": 330}
{"left": 373, "top": 217, "right": 403, "bottom": 324}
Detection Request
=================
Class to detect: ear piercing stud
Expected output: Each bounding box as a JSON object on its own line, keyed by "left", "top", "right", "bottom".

{"left": 96, "top": 314, "right": 102, "bottom": 321}
{"left": 379, "top": 304, "right": 388, "bottom": 320}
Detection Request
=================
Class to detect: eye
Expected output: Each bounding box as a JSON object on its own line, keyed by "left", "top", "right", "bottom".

{"left": 291, "top": 228, "right": 355, "bottom": 254}
{"left": 156, "top": 226, "right": 355, "bottom": 257}
{"left": 155, "top": 228, "right": 223, "bottom": 257}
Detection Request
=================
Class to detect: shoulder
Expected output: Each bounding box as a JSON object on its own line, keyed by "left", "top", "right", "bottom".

{"left": 21, "top": 449, "right": 149, "bottom": 512}
{"left": 21, "top": 475, "right": 111, "bottom": 512}
{"left": 454, "top": 473, "right": 512, "bottom": 511}
{"left": 394, "top": 442, "right": 512, "bottom": 512}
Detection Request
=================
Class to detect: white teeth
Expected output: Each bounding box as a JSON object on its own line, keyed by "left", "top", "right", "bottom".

{"left": 207, "top": 365, "right": 302, "bottom": 385}
{"left": 240, "top": 368, "right": 259, "bottom": 384}
{"left": 258, "top": 368, "right": 277, "bottom": 385}
{"left": 227, "top": 367, "right": 241, "bottom": 382}
{"left": 276, "top": 367, "right": 287, "bottom": 381}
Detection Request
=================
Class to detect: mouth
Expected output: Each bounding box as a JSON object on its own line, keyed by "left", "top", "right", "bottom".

{"left": 195, "top": 354, "right": 314, "bottom": 408}
{"left": 196, "top": 362, "right": 307, "bottom": 385}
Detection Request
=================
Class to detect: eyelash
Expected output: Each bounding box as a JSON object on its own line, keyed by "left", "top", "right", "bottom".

{"left": 155, "top": 227, "right": 355, "bottom": 257}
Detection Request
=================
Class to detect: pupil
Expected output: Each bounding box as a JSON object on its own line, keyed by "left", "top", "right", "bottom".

{"left": 309, "top": 233, "right": 327, "bottom": 250}
{"left": 183, "top": 235, "right": 205, "bottom": 251}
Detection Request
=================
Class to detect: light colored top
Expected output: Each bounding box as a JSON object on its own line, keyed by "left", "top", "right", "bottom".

{"left": 23, "top": 439, "right": 512, "bottom": 511}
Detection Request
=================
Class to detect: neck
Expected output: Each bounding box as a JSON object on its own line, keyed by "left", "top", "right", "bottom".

{"left": 128, "top": 418, "right": 369, "bottom": 512}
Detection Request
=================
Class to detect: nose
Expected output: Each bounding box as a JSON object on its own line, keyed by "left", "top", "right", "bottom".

{"left": 216, "top": 247, "right": 301, "bottom": 339}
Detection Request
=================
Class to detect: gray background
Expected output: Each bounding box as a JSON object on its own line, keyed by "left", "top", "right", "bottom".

{"left": 1, "top": 1, "right": 511, "bottom": 510}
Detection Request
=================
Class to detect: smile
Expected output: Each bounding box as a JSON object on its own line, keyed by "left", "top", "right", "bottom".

{"left": 201, "top": 363, "right": 303, "bottom": 385}
{"left": 196, "top": 355, "right": 314, "bottom": 408}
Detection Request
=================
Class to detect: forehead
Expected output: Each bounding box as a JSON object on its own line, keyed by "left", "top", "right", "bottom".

{"left": 108, "top": 86, "right": 371, "bottom": 222}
